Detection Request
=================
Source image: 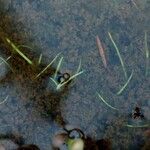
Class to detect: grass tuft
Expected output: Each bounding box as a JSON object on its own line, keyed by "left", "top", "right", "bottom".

{"left": 35, "top": 53, "right": 61, "bottom": 79}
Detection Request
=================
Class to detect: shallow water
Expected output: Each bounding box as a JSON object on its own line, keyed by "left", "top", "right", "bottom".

{"left": 0, "top": 0, "right": 149, "bottom": 149}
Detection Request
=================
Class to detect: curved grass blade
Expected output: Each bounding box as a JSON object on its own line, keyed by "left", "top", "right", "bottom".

{"left": 0, "top": 56, "right": 14, "bottom": 72}
{"left": 117, "top": 71, "right": 133, "bottom": 95}
{"left": 56, "top": 70, "right": 84, "bottom": 90}
{"left": 108, "top": 32, "right": 127, "bottom": 79}
{"left": 18, "top": 45, "right": 34, "bottom": 51}
{"left": 38, "top": 54, "right": 43, "bottom": 65}
{"left": 0, "top": 95, "right": 9, "bottom": 105}
{"left": 50, "top": 77, "right": 59, "bottom": 86}
{"left": 54, "top": 57, "right": 63, "bottom": 79}
{"left": 6, "top": 38, "right": 33, "bottom": 65}
{"left": 125, "top": 124, "right": 149, "bottom": 128}
{"left": 97, "top": 92, "right": 119, "bottom": 110}
{"left": 35, "top": 53, "right": 61, "bottom": 79}
{"left": 144, "top": 31, "right": 149, "bottom": 76}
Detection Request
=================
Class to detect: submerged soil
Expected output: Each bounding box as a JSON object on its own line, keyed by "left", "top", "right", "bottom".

{"left": 0, "top": 0, "right": 149, "bottom": 149}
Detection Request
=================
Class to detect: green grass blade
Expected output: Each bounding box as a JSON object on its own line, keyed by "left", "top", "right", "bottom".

{"left": 6, "top": 38, "right": 33, "bottom": 65}
{"left": 117, "top": 71, "right": 133, "bottom": 95}
{"left": 108, "top": 32, "right": 127, "bottom": 79}
{"left": 54, "top": 57, "right": 63, "bottom": 79}
{"left": 0, "top": 95, "right": 9, "bottom": 105}
{"left": 125, "top": 124, "right": 149, "bottom": 128}
{"left": 0, "top": 56, "right": 14, "bottom": 72}
{"left": 144, "top": 31, "right": 149, "bottom": 76}
{"left": 18, "top": 45, "right": 34, "bottom": 51}
{"left": 38, "top": 54, "right": 43, "bottom": 65}
{"left": 0, "top": 56, "right": 11, "bottom": 66}
{"left": 35, "top": 53, "right": 61, "bottom": 79}
{"left": 56, "top": 70, "right": 84, "bottom": 90}
{"left": 97, "top": 92, "right": 119, "bottom": 110}
{"left": 50, "top": 77, "right": 59, "bottom": 86}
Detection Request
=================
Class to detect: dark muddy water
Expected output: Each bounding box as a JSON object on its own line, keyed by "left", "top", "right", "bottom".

{"left": 0, "top": 0, "right": 149, "bottom": 149}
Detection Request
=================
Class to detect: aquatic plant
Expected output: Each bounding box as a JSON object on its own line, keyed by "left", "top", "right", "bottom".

{"left": 117, "top": 70, "right": 133, "bottom": 95}
{"left": 50, "top": 60, "right": 84, "bottom": 90}
{"left": 97, "top": 92, "right": 119, "bottom": 110}
{"left": 35, "top": 53, "right": 61, "bottom": 79}
{"left": 6, "top": 38, "right": 33, "bottom": 65}
{"left": 108, "top": 32, "right": 127, "bottom": 79}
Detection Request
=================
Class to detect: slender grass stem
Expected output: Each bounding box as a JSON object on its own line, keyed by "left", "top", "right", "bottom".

{"left": 144, "top": 31, "right": 149, "bottom": 76}
{"left": 18, "top": 45, "right": 34, "bottom": 51}
{"left": 117, "top": 71, "right": 133, "bottom": 95}
{"left": 56, "top": 70, "right": 84, "bottom": 90}
{"left": 108, "top": 32, "right": 127, "bottom": 79}
{"left": 0, "top": 56, "right": 11, "bottom": 66}
{"left": 38, "top": 54, "right": 43, "bottom": 65}
{"left": 50, "top": 77, "right": 59, "bottom": 86}
{"left": 125, "top": 124, "right": 149, "bottom": 128}
{"left": 0, "top": 56, "right": 14, "bottom": 72}
{"left": 35, "top": 53, "right": 61, "bottom": 79}
{"left": 54, "top": 57, "right": 63, "bottom": 79}
{"left": 97, "top": 92, "right": 119, "bottom": 110}
{"left": 6, "top": 38, "right": 33, "bottom": 65}
{"left": 0, "top": 95, "right": 9, "bottom": 105}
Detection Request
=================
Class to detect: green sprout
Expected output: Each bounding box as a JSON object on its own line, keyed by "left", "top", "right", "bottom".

{"left": 6, "top": 38, "right": 33, "bottom": 65}
{"left": 0, "top": 56, "right": 14, "bottom": 72}
{"left": 108, "top": 32, "right": 127, "bottom": 79}
{"left": 97, "top": 92, "right": 119, "bottom": 110}
{"left": 117, "top": 70, "right": 133, "bottom": 95}
{"left": 0, "top": 95, "right": 9, "bottom": 105}
{"left": 35, "top": 53, "right": 61, "bottom": 79}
